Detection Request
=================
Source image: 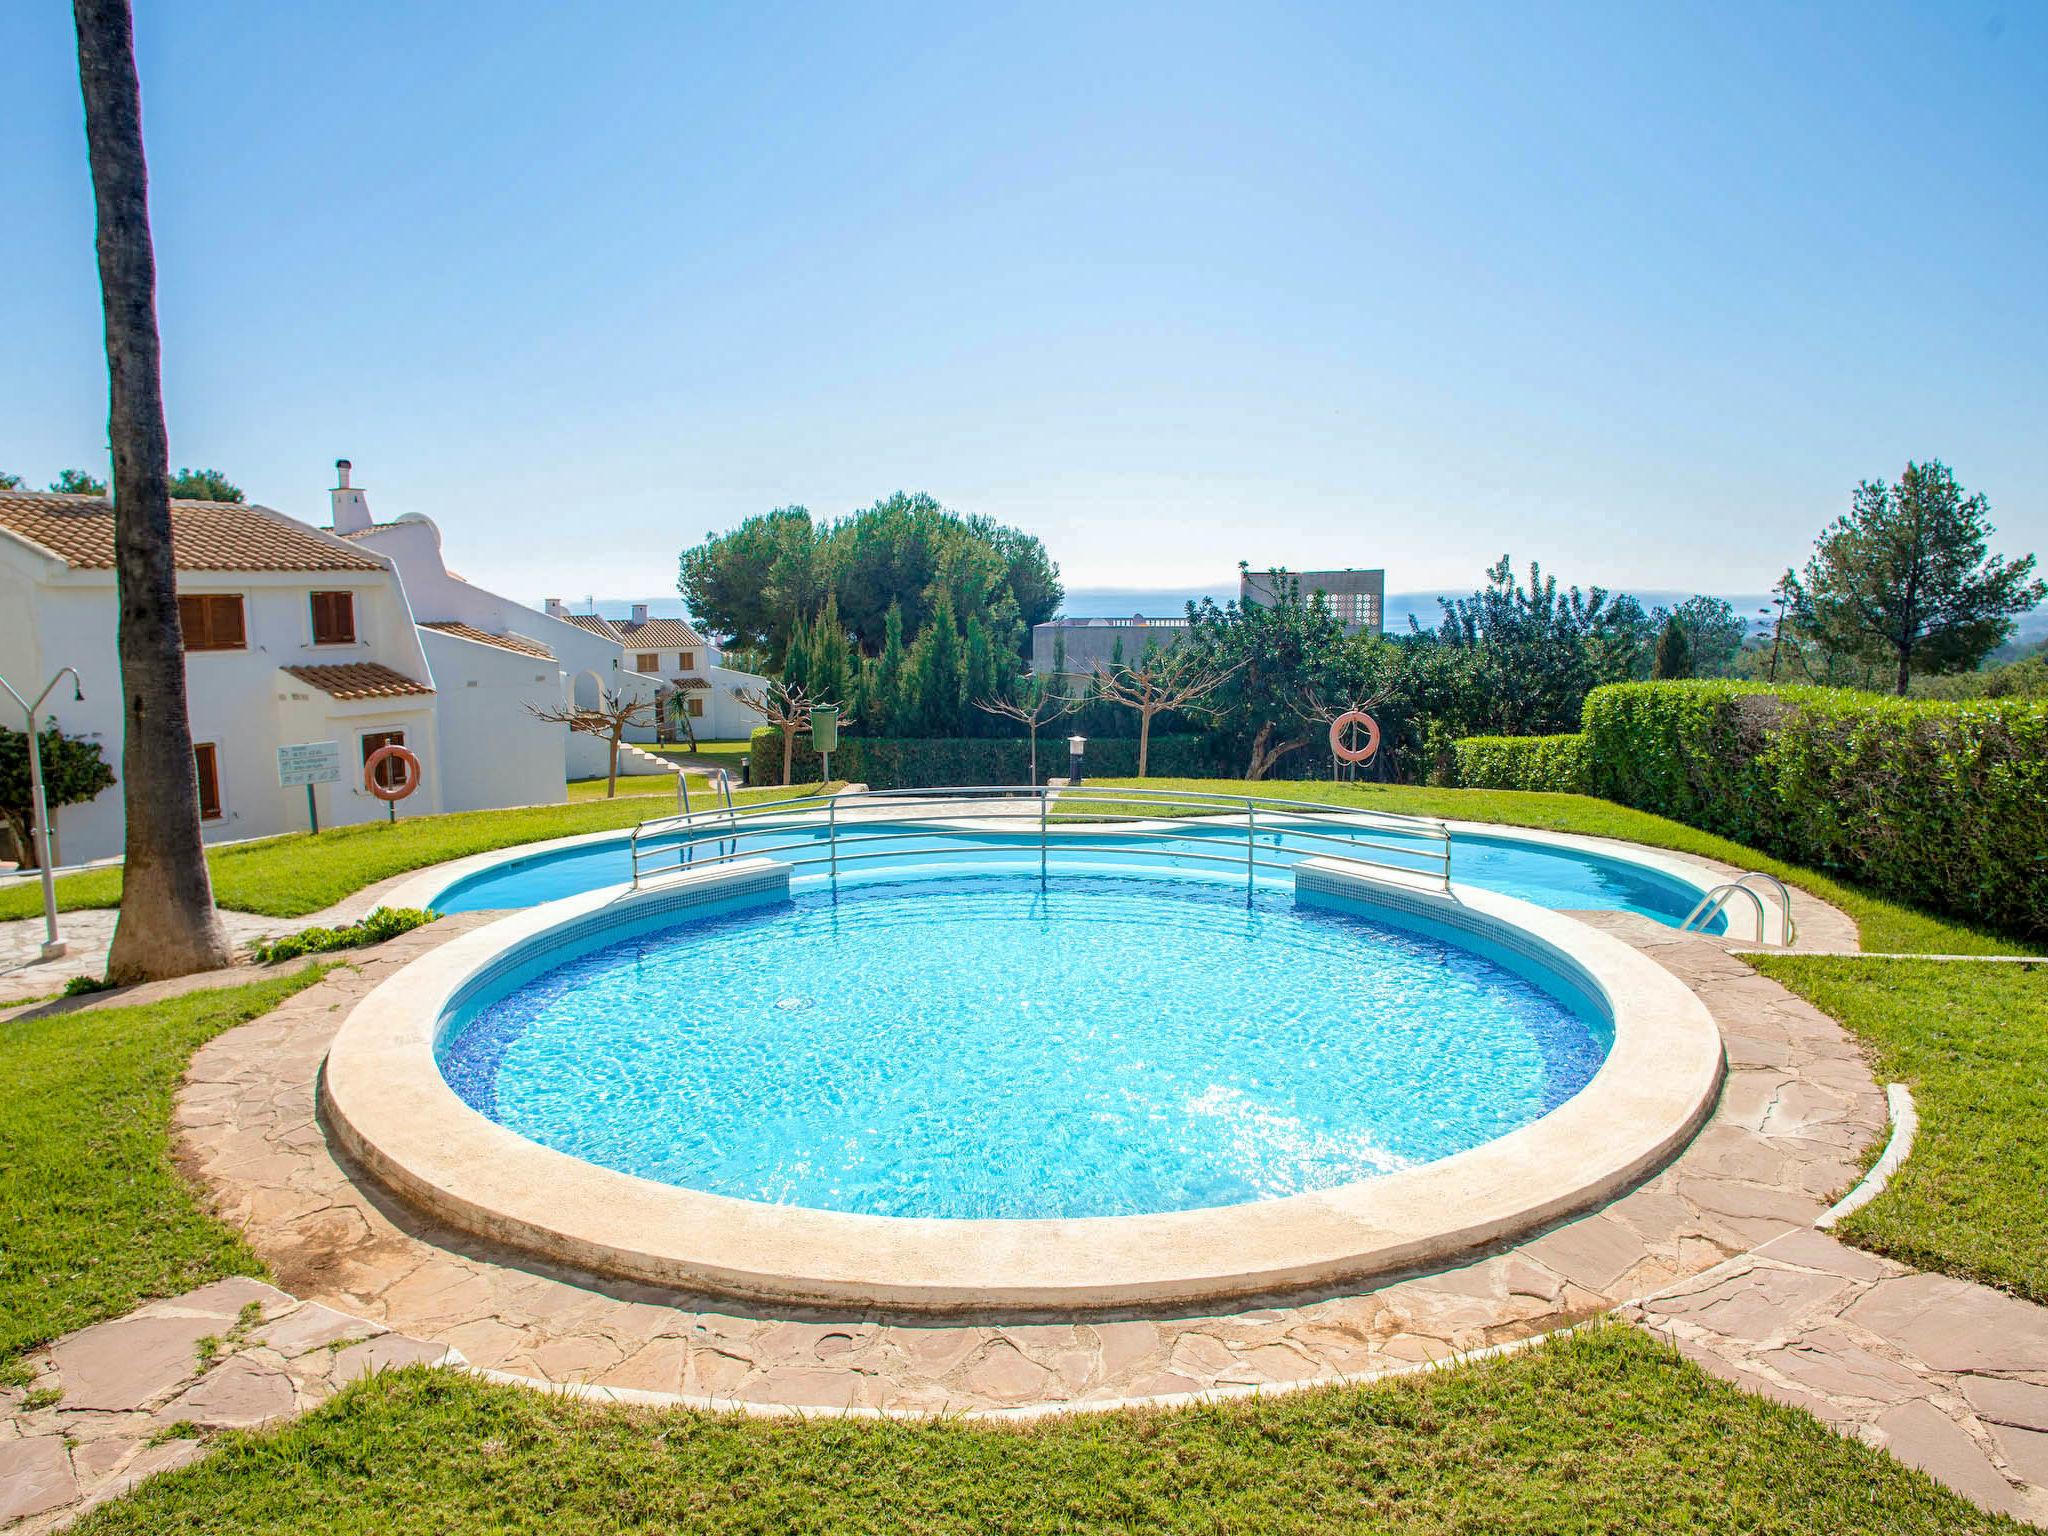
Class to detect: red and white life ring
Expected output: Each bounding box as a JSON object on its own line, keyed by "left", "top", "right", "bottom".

{"left": 1329, "top": 710, "right": 1381, "bottom": 765}
{"left": 363, "top": 745, "right": 422, "bottom": 802}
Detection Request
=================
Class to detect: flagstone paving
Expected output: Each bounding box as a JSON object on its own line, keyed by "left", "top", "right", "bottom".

{"left": 0, "top": 1278, "right": 451, "bottom": 1533}
{"left": 7, "top": 890, "right": 2047, "bottom": 1527}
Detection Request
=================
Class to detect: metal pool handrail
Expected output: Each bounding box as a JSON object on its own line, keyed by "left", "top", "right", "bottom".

{"left": 625, "top": 784, "right": 1453, "bottom": 896}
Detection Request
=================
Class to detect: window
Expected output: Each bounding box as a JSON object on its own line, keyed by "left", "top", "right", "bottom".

{"left": 678, "top": 650, "right": 696, "bottom": 672}
{"left": 193, "top": 742, "right": 222, "bottom": 820}
{"left": 361, "top": 730, "right": 407, "bottom": 792}
{"left": 686, "top": 696, "right": 704, "bottom": 718}
{"left": 179, "top": 593, "right": 246, "bottom": 651}
{"left": 310, "top": 590, "right": 356, "bottom": 644}
{"left": 635, "top": 653, "right": 660, "bottom": 673}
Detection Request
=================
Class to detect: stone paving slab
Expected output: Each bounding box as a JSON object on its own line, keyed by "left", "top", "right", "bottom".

{"left": 1, "top": 1281, "right": 454, "bottom": 1534}
{"left": 1630, "top": 1232, "right": 2048, "bottom": 1524}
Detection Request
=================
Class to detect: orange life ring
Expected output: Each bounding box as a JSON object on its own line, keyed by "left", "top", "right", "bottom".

{"left": 363, "top": 744, "right": 422, "bottom": 802}
{"left": 1329, "top": 710, "right": 1381, "bottom": 765}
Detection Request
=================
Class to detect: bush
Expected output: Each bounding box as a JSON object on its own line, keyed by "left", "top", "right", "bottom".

{"left": 1583, "top": 681, "right": 2048, "bottom": 938}
{"left": 247, "top": 907, "right": 435, "bottom": 965}
{"left": 749, "top": 731, "right": 1226, "bottom": 790}
{"left": 1452, "top": 734, "right": 1590, "bottom": 794}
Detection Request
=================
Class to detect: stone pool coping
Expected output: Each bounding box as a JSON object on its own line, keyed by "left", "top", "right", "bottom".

{"left": 321, "top": 857, "right": 1725, "bottom": 1313}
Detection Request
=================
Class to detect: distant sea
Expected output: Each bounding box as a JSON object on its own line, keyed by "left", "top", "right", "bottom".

{"left": 542, "top": 589, "right": 2046, "bottom": 644}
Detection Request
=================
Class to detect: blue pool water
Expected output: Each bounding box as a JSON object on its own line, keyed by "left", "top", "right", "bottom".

{"left": 430, "top": 814, "right": 1723, "bottom": 931}
{"left": 438, "top": 875, "right": 1611, "bottom": 1220}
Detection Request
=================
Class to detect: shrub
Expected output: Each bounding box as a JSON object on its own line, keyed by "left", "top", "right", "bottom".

{"left": 1452, "top": 734, "right": 1590, "bottom": 794}
{"left": 1582, "top": 681, "right": 2048, "bottom": 938}
{"left": 248, "top": 907, "right": 435, "bottom": 965}
{"left": 748, "top": 731, "right": 1226, "bottom": 790}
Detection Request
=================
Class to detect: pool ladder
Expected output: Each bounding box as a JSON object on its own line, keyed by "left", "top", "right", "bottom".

{"left": 1680, "top": 871, "right": 1797, "bottom": 947}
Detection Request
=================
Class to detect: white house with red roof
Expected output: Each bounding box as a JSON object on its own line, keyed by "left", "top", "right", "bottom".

{"left": 538, "top": 601, "right": 765, "bottom": 743}
{"left": 0, "top": 487, "right": 452, "bottom": 864}
{"left": 325, "top": 461, "right": 640, "bottom": 784}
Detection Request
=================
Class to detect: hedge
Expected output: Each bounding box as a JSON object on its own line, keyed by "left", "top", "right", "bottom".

{"left": 749, "top": 730, "right": 1225, "bottom": 790}
{"left": 1451, "top": 734, "right": 1590, "bottom": 795}
{"left": 1582, "top": 681, "right": 2048, "bottom": 938}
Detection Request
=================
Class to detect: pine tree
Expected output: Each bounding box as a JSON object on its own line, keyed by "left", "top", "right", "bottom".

{"left": 911, "top": 594, "right": 965, "bottom": 735}
{"left": 961, "top": 614, "right": 998, "bottom": 736}
{"left": 782, "top": 612, "right": 813, "bottom": 694}
{"left": 1652, "top": 614, "right": 1693, "bottom": 680}
{"left": 873, "top": 601, "right": 909, "bottom": 735}
{"left": 808, "top": 594, "right": 858, "bottom": 706}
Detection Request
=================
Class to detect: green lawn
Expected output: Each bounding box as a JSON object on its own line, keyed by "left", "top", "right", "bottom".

{"left": 1072, "top": 777, "right": 2029, "bottom": 956}
{"left": 0, "top": 783, "right": 829, "bottom": 921}
{"left": 73, "top": 1329, "right": 2023, "bottom": 1535}
{"left": 0, "top": 968, "right": 331, "bottom": 1382}
{"left": 1753, "top": 955, "right": 2048, "bottom": 1303}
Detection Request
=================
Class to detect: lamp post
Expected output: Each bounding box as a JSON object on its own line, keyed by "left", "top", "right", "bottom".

{"left": 1066, "top": 734, "right": 1086, "bottom": 786}
{"left": 0, "top": 667, "right": 84, "bottom": 961}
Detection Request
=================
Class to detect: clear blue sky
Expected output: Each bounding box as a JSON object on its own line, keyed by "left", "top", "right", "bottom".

{"left": 4, "top": 2, "right": 2043, "bottom": 604}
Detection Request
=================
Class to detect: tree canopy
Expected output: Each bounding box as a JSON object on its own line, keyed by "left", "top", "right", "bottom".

{"left": 49, "top": 468, "right": 108, "bottom": 496}
{"left": 167, "top": 467, "right": 243, "bottom": 502}
{"left": 1789, "top": 460, "right": 2045, "bottom": 694}
{"left": 679, "top": 493, "right": 1061, "bottom": 667}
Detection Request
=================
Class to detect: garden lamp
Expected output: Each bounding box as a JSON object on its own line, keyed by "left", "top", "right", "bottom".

{"left": 1067, "top": 734, "right": 1086, "bottom": 786}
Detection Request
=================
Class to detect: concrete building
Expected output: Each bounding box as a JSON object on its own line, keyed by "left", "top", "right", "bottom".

{"left": 1029, "top": 615, "right": 1192, "bottom": 677}
{"left": 1242, "top": 567, "right": 1385, "bottom": 636}
{"left": 0, "top": 488, "right": 445, "bottom": 864}
{"left": 1029, "top": 566, "right": 1386, "bottom": 678}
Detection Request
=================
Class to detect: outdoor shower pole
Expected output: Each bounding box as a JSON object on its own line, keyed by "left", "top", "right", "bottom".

{"left": 0, "top": 667, "right": 83, "bottom": 961}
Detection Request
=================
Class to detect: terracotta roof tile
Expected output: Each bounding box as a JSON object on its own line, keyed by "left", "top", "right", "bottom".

{"left": 0, "top": 491, "right": 385, "bottom": 573}
{"left": 670, "top": 676, "right": 711, "bottom": 690}
{"left": 561, "top": 613, "right": 623, "bottom": 641}
{"left": 279, "top": 662, "right": 435, "bottom": 701}
{"left": 418, "top": 621, "right": 555, "bottom": 660}
{"left": 615, "top": 617, "right": 706, "bottom": 647}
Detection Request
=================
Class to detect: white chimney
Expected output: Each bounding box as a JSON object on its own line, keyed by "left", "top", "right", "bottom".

{"left": 544, "top": 598, "right": 566, "bottom": 618}
{"left": 330, "top": 458, "right": 372, "bottom": 536}
{"left": 630, "top": 602, "right": 648, "bottom": 625}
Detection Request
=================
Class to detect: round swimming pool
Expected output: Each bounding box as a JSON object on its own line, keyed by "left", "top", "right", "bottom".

{"left": 437, "top": 875, "right": 1611, "bottom": 1220}
{"left": 327, "top": 853, "right": 1725, "bottom": 1309}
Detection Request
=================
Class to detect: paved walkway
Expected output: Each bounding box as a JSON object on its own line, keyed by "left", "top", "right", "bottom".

{"left": 0, "top": 1278, "right": 452, "bottom": 1532}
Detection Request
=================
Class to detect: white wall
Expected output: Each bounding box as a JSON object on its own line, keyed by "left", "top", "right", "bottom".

{"left": 419, "top": 628, "right": 566, "bottom": 810}
{"left": 349, "top": 515, "right": 663, "bottom": 752}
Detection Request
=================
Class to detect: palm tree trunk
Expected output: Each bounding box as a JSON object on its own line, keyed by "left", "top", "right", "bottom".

{"left": 77, "top": 0, "right": 232, "bottom": 984}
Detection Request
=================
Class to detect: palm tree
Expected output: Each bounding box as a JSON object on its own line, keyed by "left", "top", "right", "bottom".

{"left": 75, "top": 0, "right": 233, "bottom": 981}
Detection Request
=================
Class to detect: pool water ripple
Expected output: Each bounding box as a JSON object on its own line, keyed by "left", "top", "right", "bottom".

{"left": 438, "top": 875, "right": 1610, "bottom": 1220}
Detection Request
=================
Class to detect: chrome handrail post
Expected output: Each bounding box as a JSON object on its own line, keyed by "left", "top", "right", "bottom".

{"left": 1245, "top": 799, "right": 1256, "bottom": 903}
{"left": 829, "top": 793, "right": 838, "bottom": 884}
{"left": 1039, "top": 785, "right": 1049, "bottom": 885}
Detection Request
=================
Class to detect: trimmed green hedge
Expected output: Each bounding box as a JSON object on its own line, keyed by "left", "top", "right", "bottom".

{"left": 1452, "top": 734, "right": 1591, "bottom": 794}
{"left": 749, "top": 730, "right": 1224, "bottom": 790}
{"left": 1583, "top": 681, "right": 2048, "bottom": 938}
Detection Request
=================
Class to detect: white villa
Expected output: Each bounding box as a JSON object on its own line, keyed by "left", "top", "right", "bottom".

{"left": 542, "top": 601, "right": 763, "bottom": 743}
{"left": 0, "top": 462, "right": 766, "bottom": 866}
{"left": 0, "top": 487, "right": 465, "bottom": 864}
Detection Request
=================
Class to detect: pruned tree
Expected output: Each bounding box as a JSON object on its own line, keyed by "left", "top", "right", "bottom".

{"left": 1090, "top": 649, "right": 1238, "bottom": 778}
{"left": 528, "top": 687, "right": 655, "bottom": 798}
{"left": 78, "top": 0, "right": 235, "bottom": 982}
{"left": 734, "top": 680, "right": 853, "bottom": 786}
{"left": 973, "top": 674, "right": 1076, "bottom": 785}
{"left": 1788, "top": 461, "right": 2045, "bottom": 695}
